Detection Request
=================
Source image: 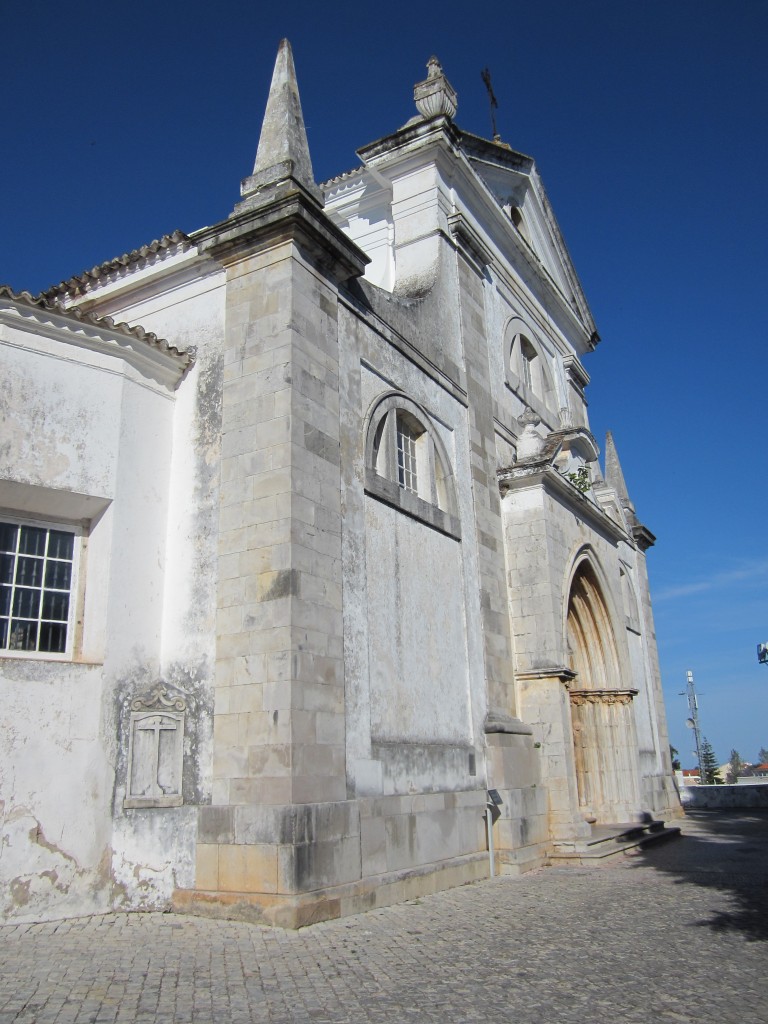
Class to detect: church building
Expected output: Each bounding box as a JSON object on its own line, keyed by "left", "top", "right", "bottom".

{"left": 0, "top": 42, "right": 680, "bottom": 926}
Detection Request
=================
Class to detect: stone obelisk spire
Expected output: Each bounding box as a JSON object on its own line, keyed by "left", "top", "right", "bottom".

{"left": 238, "top": 38, "right": 321, "bottom": 206}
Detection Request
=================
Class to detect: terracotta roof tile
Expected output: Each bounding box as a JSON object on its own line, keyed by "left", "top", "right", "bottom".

{"left": 321, "top": 166, "right": 365, "bottom": 188}
{"left": 0, "top": 284, "right": 193, "bottom": 369}
{"left": 41, "top": 230, "right": 192, "bottom": 301}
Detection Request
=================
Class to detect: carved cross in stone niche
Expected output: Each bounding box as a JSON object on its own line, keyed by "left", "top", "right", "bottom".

{"left": 135, "top": 714, "right": 179, "bottom": 799}
{"left": 124, "top": 686, "right": 187, "bottom": 809}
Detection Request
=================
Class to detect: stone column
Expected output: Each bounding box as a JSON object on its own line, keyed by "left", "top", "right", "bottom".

{"left": 570, "top": 690, "right": 642, "bottom": 823}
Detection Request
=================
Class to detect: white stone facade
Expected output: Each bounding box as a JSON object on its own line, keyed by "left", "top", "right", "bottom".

{"left": 0, "top": 43, "right": 679, "bottom": 926}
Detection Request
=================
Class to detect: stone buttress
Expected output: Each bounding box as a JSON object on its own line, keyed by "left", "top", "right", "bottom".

{"left": 174, "top": 41, "right": 369, "bottom": 926}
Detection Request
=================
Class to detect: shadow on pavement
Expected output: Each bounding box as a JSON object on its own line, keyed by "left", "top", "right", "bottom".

{"left": 630, "top": 809, "right": 768, "bottom": 942}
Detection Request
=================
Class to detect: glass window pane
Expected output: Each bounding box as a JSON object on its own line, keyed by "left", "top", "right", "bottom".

{"left": 396, "top": 418, "right": 419, "bottom": 494}
{"left": 0, "top": 554, "right": 13, "bottom": 585}
{"left": 39, "top": 622, "right": 66, "bottom": 653}
{"left": 0, "top": 524, "right": 18, "bottom": 553}
{"left": 42, "top": 592, "right": 69, "bottom": 622}
{"left": 9, "top": 620, "right": 37, "bottom": 651}
{"left": 0, "top": 524, "right": 75, "bottom": 655}
{"left": 45, "top": 561, "right": 72, "bottom": 590}
{"left": 19, "top": 526, "right": 47, "bottom": 556}
{"left": 48, "top": 530, "right": 74, "bottom": 561}
{"left": 16, "top": 557, "right": 43, "bottom": 587}
{"left": 13, "top": 589, "right": 40, "bottom": 619}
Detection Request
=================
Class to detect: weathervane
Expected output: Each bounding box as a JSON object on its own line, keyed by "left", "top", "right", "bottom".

{"left": 481, "top": 67, "right": 501, "bottom": 142}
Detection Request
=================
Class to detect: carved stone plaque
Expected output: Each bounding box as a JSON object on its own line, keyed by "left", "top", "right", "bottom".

{"left": 124, "top": 686, "right": 186, "bottom": 809}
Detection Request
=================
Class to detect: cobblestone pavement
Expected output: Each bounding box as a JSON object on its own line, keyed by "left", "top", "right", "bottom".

{"left": 1, "top": 811, "right": 766, "bottom": 1024}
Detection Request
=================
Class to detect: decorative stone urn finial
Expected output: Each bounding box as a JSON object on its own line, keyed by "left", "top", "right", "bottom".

{"left": 414, "top": 56, "right": 458, "bottom": 120}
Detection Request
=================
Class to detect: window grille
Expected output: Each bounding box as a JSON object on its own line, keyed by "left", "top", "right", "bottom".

{"left": 396, "top": 417, "right": 419, "bottom": 494}
{"left": 0, "top": 522, "right": 76, "bottom": 654}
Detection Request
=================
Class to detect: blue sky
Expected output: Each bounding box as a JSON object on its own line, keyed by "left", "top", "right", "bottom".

{"left": 3, "top": 0, "right": 766, "bottom": 766}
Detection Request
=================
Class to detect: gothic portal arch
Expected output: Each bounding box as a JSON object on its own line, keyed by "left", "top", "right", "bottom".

{"left": 566, "top": 558, "right": 642, "bottom": 823}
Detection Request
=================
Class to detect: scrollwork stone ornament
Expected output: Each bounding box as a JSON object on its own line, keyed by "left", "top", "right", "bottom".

{"left": 131, "top": 685, "right": 187, "bottom": 713}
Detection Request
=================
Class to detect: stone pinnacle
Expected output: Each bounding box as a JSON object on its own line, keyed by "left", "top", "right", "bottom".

{"left": 253, "top": 38, "right": 316, "bottom": 190}
{"left": 605, "top": 430, "right": 635, "bottom": 513}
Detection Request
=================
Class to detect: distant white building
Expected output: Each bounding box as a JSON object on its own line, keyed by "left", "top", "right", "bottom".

{"left": 0, "top": 42, "right": 679, "bottom": 926}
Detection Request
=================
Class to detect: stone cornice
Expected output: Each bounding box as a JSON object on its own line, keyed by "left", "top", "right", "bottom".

{"left": 194, "top": 186, "right": 369, "bottom": 283}
{"left": 516, "top": 667, "right": 577, "bottom": 687}
{"left": 447, "top": 212, "right": 494, "bottom": 272}
{"left": 356, "top": 114, "right": 463, "bottom": 169}
{"left": 499, "top": 462, "right": 629, "bottom": 546}
{"left": 0, "top": 285, "right": 193, "bottom": 389}
{"left": 483, "top": 710, "right": 534, "bottom": 735}
{"left": 569, "top": 688, "right": 638, "bottom": 706}
{"left": 632, "top": 523, "right": 656, "bottom": 551}
{"left": 563, "top": 353, "right": 591, "bottom": 390}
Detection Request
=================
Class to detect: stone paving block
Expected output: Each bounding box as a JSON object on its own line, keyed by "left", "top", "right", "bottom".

{"left": 1, "top": 814, "right": 767, "bottom": 1022}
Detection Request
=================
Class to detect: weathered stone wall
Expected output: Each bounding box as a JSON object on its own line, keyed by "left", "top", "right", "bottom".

{"left": 72, "top": 258, "right": 226, "bottom": 912}
{"left": 680, "top": 785, "right": 768, "bottom": 810}
{"left": 338, "top": 285, "right": 483, "bottom": 803}
{"left": 0, "top": 298, "right": 190, "bottom": 920}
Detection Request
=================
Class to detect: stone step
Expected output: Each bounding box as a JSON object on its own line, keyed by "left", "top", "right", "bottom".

{"left": 549, "top": 820, "right": 682, "bottom": 866}
{"left": 583, "top": 820, "right": 663, "bottom": 847}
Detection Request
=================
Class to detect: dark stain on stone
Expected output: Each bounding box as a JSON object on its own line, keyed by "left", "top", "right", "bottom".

{"left": 262, "top": 569, "right": 299, "bottom": 601}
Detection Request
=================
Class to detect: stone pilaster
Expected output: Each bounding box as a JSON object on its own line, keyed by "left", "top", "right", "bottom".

{"left": 451, "top": 229, "right": 521, "bottom": 731}
{"left": 178, "top": 196, "right": 367, "bottom": 922}
{"left": 516, "top": 670, "right": 590, "bottom": 841}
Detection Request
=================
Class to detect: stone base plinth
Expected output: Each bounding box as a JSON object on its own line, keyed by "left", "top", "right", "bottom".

{"left": 172, "top": 785, "right": 551, "bottom": 927}
{"left": 173, "top": 853, "right": 489, "bottom": 929}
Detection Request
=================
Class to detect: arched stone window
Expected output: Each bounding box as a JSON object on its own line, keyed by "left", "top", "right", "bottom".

{"left": 510, "top": 332, "right": 551, "bottom": 403}
{"left": 504, "top": 320, "right": 557, "bottom": 420}
{"left": 364, "top": 393, "right": 460, "bottom": 539}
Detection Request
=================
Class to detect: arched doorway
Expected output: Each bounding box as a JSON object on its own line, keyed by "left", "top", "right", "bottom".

{"left": 566, "top": 561, "right": 641, "bottom": 823}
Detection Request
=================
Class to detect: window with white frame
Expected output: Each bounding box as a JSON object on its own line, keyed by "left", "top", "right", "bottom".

{"left": 505, "top": 325, "right": 558, "bottom": 420}
{"left": 395, "top": 414, "right": 420, "bottom": 494}
{"left": 0, "top": 520, "right": 78, "bottom": 656}
{"left": 365, "top": 393, "right": 460, "bottom": 539}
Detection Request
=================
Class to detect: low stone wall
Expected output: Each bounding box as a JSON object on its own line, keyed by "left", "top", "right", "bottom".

{"left": 680, "top": 784, "right": 768, "bottom": 810}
